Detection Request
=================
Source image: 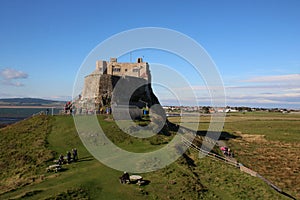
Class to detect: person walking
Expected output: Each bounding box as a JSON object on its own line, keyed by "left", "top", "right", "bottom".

{"left": 72, "top": 148, "right": 78, "bottom": 161}
{"left": 66, "top": 151, "right": 72, "bottom": 163}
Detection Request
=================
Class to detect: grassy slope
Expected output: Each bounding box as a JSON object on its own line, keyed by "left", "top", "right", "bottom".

{"left": 0, "top": 115, "right": 53, "bottom": 193}
{"left": 225, "top": 112, "right": 300, "bottom": 199}
{"left": 0, "top": 114, "right": 287, "bottom": 199}
{"left": 169, "top": 112, "right": 300, "bottom": 199}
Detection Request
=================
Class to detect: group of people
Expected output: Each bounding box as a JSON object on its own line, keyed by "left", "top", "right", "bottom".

{"left": 64, "top": 101, "right": 73, "bottom": 114}
{"left": 58, "top": 148, "right": 78, "bottom": 165}
{"left": 220, "top": 146, "right": 234, "bottom": 157}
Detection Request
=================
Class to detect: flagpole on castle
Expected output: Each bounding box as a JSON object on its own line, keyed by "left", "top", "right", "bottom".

{"left": 130, "top": 51, "right": 132, "bottom": 62}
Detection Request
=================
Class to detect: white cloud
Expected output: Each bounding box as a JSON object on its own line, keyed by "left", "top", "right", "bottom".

{"left": 217, "top": 74, "right": 300, "bottom": 108}
{"left": 139, "top": 73, "right": 300, "bottom": 108}
{"left": 0, "top": 68, "right": 28, "bottom": 87}
{"left": 242, "top": 74, "right": 300, "bottom": 83}
{"left": 163, "top": 74, "right": 300, "bottom": 108}
{"left": 1, "top": 80, "right": 24, "bottom": 86}
{"left": 42, "top": 95, "right": 72, "bottom": 101}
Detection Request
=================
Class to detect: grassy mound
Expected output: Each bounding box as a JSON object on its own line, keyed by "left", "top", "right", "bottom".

{"left": 0, "top": 115, "right": 53, "bottom": 194}
{"left": 0, "top": 114, "right": 289, "bottom": 199}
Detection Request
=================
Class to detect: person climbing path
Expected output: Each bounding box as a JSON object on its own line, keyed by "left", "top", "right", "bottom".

{"left": 72, "top": 148, "right": 78, "bottom": 161}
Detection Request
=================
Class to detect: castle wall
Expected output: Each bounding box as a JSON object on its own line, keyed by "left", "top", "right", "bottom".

{"left": 79, "top": 58, "right": 159, "bottom": 113}
{"left": 94, "top": 58, "right": 150, "bottom": 80}
{"left": 96, "top": 60, "right": 107, "bottom": 74}
{"left": 81, "top": 73, "right": 101, "bottom": 99}
{"left": 106, "top": 61, "right": 150, "bottom": 80}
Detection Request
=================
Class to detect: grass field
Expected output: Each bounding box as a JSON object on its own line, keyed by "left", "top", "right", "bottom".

{"left": 0, "top": 112, "right": 298, "bottom": 199}
{"left": 170, "top": 111, "right": 300, "bottom": 199}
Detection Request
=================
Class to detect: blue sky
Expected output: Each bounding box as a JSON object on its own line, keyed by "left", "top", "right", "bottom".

{"left": 0, "top": 0, "right": 299, "bottom": 108}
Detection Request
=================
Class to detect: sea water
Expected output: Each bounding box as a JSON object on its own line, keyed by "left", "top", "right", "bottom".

{"left": 0, "top": 108, "right": 62, "bottom": 125}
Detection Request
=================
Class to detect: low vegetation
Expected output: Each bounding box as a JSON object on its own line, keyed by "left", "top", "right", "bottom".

{"left": 0, "top": 112, "right": 298, "bottom": 199}
{"left": 0, "top": 115, "right": 53, "bottom": 193}
{"left": 170, "top": 111, "right": 300, "bottom": 199}
{"left": 226, "top": 113, "right": 300, "bottom": 199}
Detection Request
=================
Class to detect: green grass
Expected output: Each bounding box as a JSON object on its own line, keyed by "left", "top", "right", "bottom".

{"left": 0, "top": 114, "right": 293, "bottom": 199}
{"left": 169, "top": 112, "right": 300, "bottom": 142}
{"left": 170, "top": 112, "right": 300, "bottom": 199}
{"left": 223, "top": 112, "right": 300, "bottom": 142}
{"left": 0, "top": 115, "right": 53, "bottom": 194}
{"left": 95, "top": 115, "right": 174, "bottom": 153}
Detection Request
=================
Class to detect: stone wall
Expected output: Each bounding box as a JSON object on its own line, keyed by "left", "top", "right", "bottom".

{"left": 81, "top": 58, "right": 155, "bottom": 107}
{"left": 78, "top": 58, "right": 164, "bottom": 120}
{"left": 80, "top": 74, "right": 160, "bottom": 110}
{"left": 94, "top": 57, "right": 150, "bottom": 80}
{"left": 81, "top": 72, "right": 101, "bottom": 100}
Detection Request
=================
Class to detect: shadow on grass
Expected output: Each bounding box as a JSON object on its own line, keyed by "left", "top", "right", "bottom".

{"left": 77, "top": 156, "right": 94, "bottom": 162}
{"left": 139, "top": 180, "right": 150, "bottom": 186}
{"left": 196, "top": 130, "right": 241, "bottom": 140}
{"left": 280, "top": 191, "right": 297, "bottom": 200}
{"left": 182, "top": 153, "right": 196, "bottom": 167}
{"left": 19, "top": 190, "right": 44, "bottom": 198}
{"left": 130, "top": 180, "right": 151, "bottom": 186}
{"left": 167, "top": 121, "right": 240, "bottom": 141}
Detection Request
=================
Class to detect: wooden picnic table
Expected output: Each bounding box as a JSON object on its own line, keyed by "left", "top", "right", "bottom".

{"left": 130, "top": 175, "right": 143, "bottom": 181}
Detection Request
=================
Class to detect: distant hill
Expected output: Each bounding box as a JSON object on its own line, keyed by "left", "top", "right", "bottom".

{"left": 0, "top": 98, "right": 66, "bottom": 107}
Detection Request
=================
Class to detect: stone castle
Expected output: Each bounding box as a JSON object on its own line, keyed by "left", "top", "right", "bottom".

{"left": 78, "top": 58, "right": 161, "bottom": 116}
{"left": 82, "top": 57, "right": 150, "bottom": 100}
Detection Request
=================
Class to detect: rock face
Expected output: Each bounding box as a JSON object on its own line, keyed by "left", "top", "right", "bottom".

{"left": 77, "top": 58, "right": 164, "bottom": 120}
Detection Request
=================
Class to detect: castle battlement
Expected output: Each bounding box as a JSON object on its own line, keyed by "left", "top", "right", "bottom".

{"left": 80, "top": 58, "right": 157, "bottom": 110}
{"left": 95, "top": 57, "right": 150, "bottom": 80}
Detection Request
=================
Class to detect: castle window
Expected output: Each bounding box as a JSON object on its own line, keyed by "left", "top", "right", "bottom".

{"left": 113, "top": 68, "right": 121, "bottom": 72}
{"left": 133, "top": 68, "right": 139, "bottom": 72}
{"left": 125, "top": 69, "right": 128, "bottom": 72}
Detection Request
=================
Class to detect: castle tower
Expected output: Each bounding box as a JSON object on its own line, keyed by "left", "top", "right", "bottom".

{"left": 79, "top": 57, "right": 158, "bottom": 114}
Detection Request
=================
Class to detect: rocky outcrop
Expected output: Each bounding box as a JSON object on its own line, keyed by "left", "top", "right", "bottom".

{"left": 77, "top": 73, "right": 164, "bottom": 119}
{"left": 76, "top": 58, "right": 165, "bottom": 122}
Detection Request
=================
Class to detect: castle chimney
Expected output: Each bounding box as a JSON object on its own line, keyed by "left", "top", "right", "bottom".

{"left": 110, "top": 58, "right": 117, "bottom": 63}
{"left": 137, "top": 58, "right": 143, "bottom": 63}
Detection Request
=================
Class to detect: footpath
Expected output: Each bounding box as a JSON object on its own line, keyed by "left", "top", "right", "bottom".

{"left": 177, "top": 125, "right": 296, "bottom": 200}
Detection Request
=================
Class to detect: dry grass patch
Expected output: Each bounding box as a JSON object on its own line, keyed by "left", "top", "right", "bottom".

{"left": 240, "top": 134, "right": 267, "bottom": 143}
{"left": 230, "top": 138, "right": 300, "bottom": 199}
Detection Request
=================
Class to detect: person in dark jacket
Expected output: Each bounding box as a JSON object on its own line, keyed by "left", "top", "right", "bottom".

{"left": 66, "top": 151, "right": 72, "bottom": 163}
{"left": 72, "top": 148, "right": 78, "bottom": 161}
{"left": 58, "top": 154, "right": 64, "bottom": 165}
{"left": 120, "top": 172, "right": 130, "bottom": 184}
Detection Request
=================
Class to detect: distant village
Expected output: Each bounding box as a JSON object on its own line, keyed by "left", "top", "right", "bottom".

{"left": 162, "top": 105, "right": 299, "bottom": 114}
